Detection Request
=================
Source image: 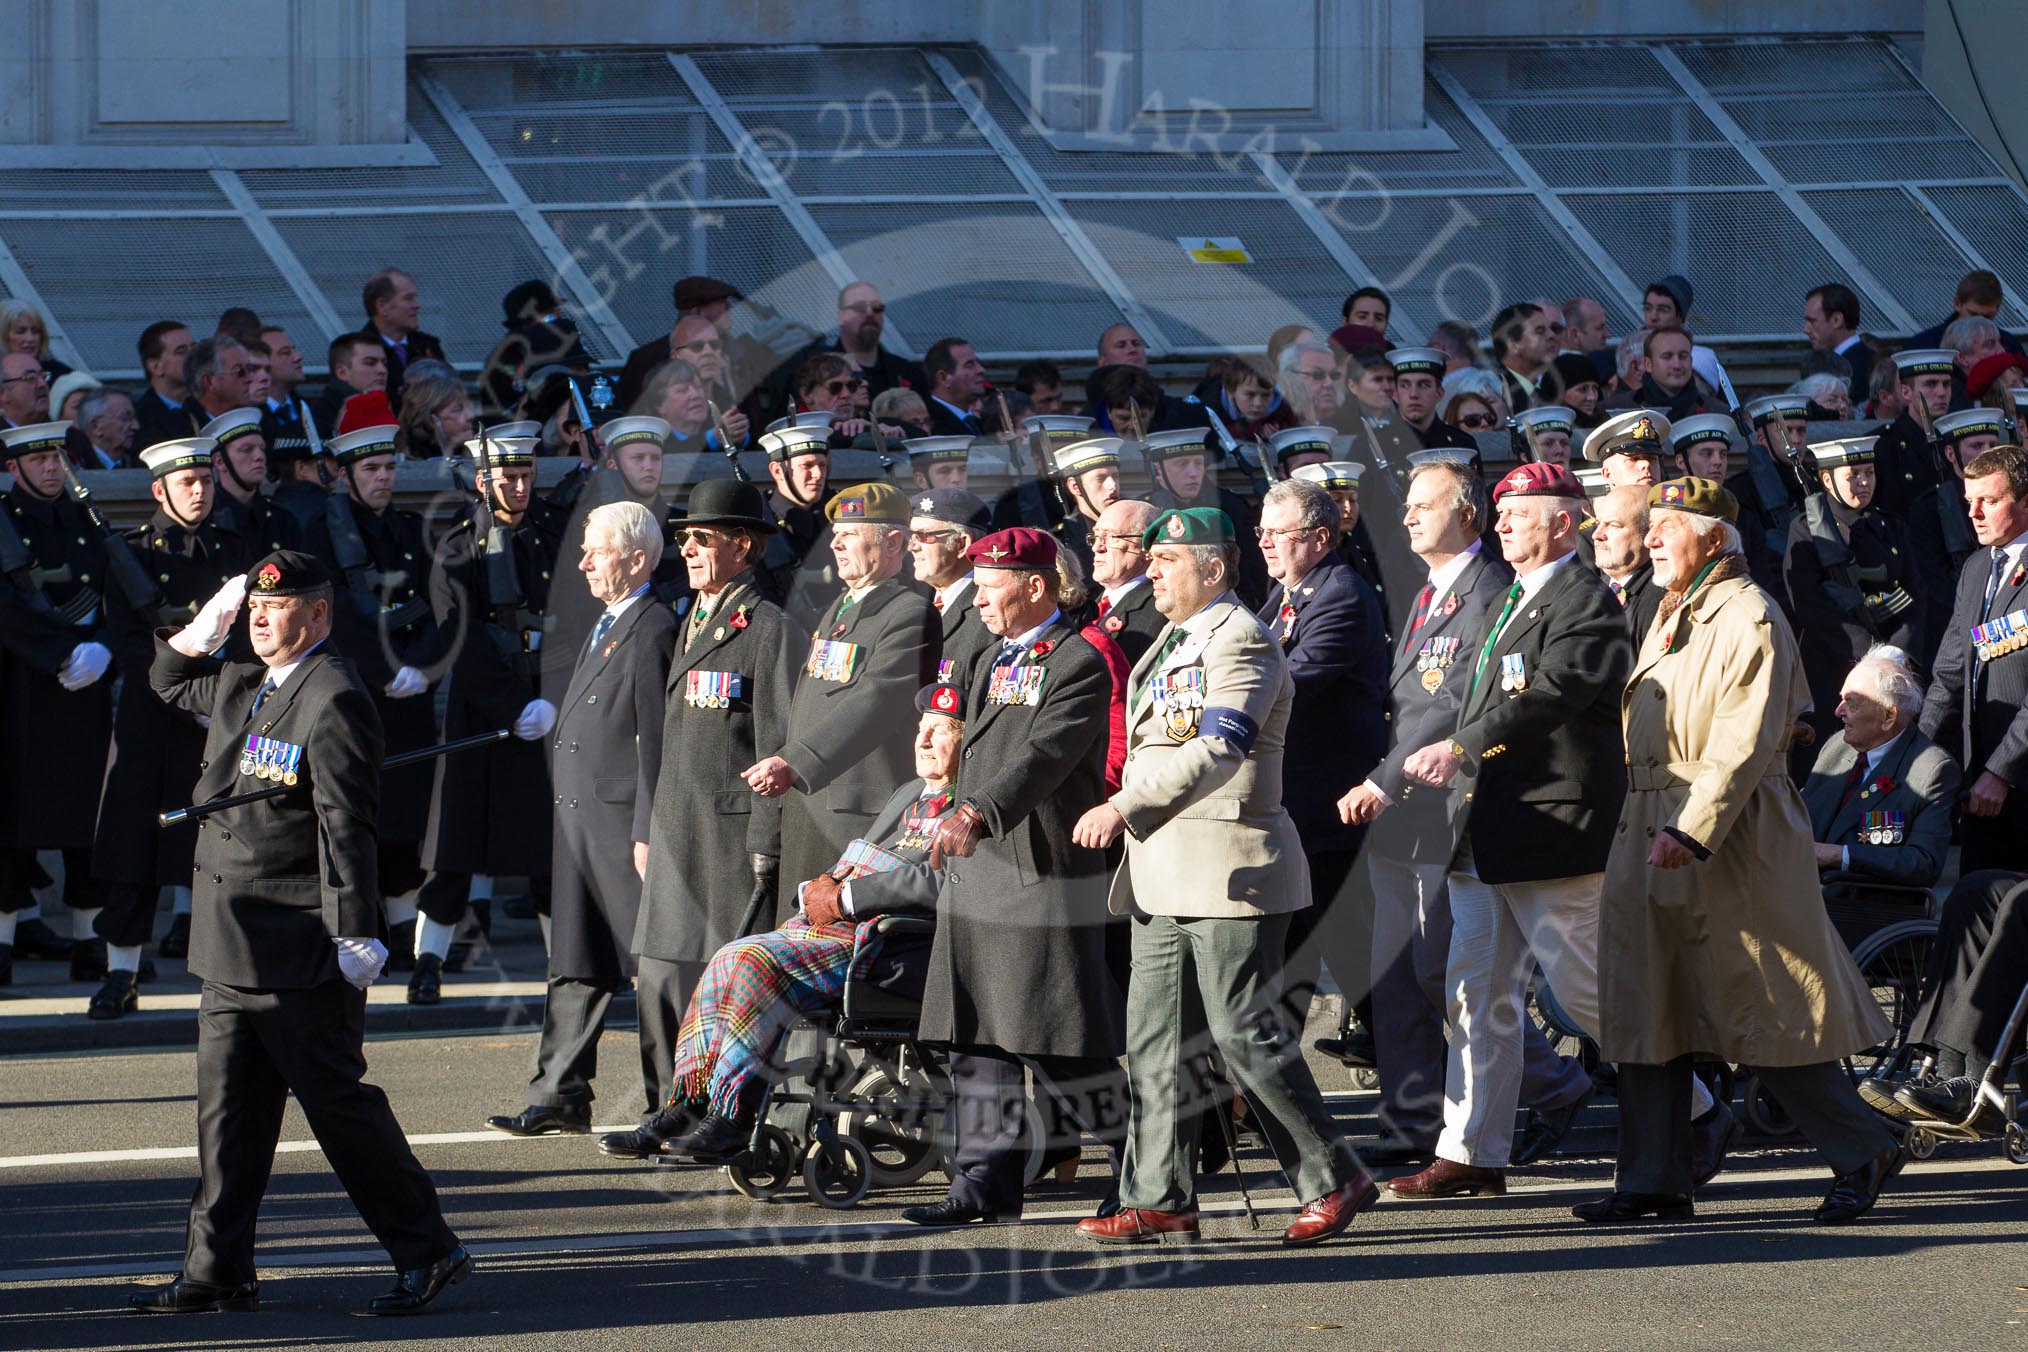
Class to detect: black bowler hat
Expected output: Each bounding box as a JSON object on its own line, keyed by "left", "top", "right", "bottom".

{"left": 247, "top": 549, "right": 332, "bottom": 597}
{"left": 680, "top": 478, "right": 777, "bottom": 533}
{"left": 501, "top": 279, "right": 560, "bottom": 328}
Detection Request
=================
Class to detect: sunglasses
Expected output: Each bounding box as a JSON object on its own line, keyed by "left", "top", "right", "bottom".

{"left": 676, "top": 528, "right": 732, "bottom": 547}
{"left": 1456, "top": 413, "right": 1497, "bottom": 430}
{"left": 824, "top": 378, "right": 866, "bottom": 396}
{"left": 909, "top": 528, "right": 960, "bottom": 544}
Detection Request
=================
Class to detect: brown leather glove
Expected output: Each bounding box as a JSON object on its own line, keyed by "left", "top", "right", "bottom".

{"left": 928, "top": 802, "right": 985, "bottom": 868}
{"left": 802, "top": 872, "right": 846, "bottom": 927}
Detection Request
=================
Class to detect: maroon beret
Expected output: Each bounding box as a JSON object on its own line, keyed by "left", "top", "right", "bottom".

{"left": 966, "top": 527, "right": 1058, "bottom": 570}
{"left": 1491, "top": 461, "right": 1586, "bottom": 503}
{"left": 1330, "top": 323, "right": 1388, "bottom": 355}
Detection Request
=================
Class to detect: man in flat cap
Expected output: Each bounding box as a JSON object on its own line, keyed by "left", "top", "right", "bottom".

{"left": 131, "top": 550, "right": 470, "bottom": 1316}
{"left": 85, "top": 438, "right": 262, "bottom": 1015}
{"left": 1584, "top": 478, "right": 1900, "bottom": 1226}
{"left": 747, "top": 482, "right": 941, "bottom": 895}
{"left": 905, "top": 487, "right": 998, "bottom": 689}
{"left": 413, "top": 432, "right": 561, "bottom": 1003}
{"left": 1073, "top": 507, "right": 1376, "bottom": 1249}
{"left": 903, "top": 527, "right": 1127, "bottom": 1226}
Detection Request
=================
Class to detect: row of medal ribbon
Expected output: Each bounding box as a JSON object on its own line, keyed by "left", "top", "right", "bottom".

{"left": 240, "top": 733, "right": 303, "bottom": 785}
{"left": 1971, "top": 609, "right": 2027, "bottom": 663}
{"left": 684, "top": 670, "right": 744, "bottom": 708}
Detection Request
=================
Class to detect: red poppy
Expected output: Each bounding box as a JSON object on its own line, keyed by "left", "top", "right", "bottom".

{"left": 1032, "top": 640, "right": 1054, "bottom": 657}
{"left": 1104, "top": 615, "right": 1123, "bottom": 633}
{"left": 1873, "top": 775, "right": 1895, "bottom": 795}
{"left": 730, "top": 608, "right": 749, "bottom": 630}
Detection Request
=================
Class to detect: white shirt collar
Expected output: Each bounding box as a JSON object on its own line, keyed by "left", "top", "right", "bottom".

{"left": 602, "top": 582, "right": 651, "bottom": 622}
{"left": 930, "top": 396, "right": 975, "bottom": 423}
{"left": 1994, "top": 532, "right": 2028, "bottom": 572}
{"left": 1834, "top": 333, "right": 1862, "bottom": 356}
{"left": 261, "top": 639, "right": 325, "bottom": 692}
{"left": 1514, "top": 549, "right": 1576, "bottom": 605}
{"left": 1424, "top": 539, "right": 1483, "bottom": 606}
{"left": 1005, "top": 608, "right": 1063, "bottom": 650}
{"left": 934, "top": 573, "right": 974, "bottom": 610}
{"left": 1103, "top": 575, "right": 1148, "bottom": 607}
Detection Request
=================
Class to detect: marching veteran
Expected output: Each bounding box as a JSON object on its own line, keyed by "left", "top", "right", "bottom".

{"left": 1071, "top": 507, "right": 1374, "bottom": 1248}
{"left": 1584, "top": 477, "right": 1903, "bottom": 1227}
{"left": 660, "top": 682, "right": 963, "bottom": 1161}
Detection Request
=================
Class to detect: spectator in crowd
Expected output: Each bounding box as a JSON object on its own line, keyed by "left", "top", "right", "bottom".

{"left": 792, "top": 353, "right": 907, "bottom": 447}
{"left": 639, "top": 358, "right": 734, "bottom": 454}
{"left": 1278, "top": 339, "right": 1341, "bottom": 427}
{"left": 393, "top": 374, "right": 476, "bottom": 460}
{"left": 1216, "top": 355, "right": 1293, "bottom": 441}
{"left": 1563, "top": 296, "right": 1611, "bottom": 378}
{"left": 1438, "top": 370, "right": 1505, "bottom": 436}
{"left": 1342, "top": 286, "right": 1391, "bottom": 335}
{"left": 312, "top": 334, "right": 388, "bottom": 439}
{"left": 923, "top": 337, "right": 988, "bottom": 436}
{"left": 257, "top": 325, "right": 309, "bottom": 449}
{"left": 1014, "top": 360, "right": 1064, "bottom": 417}
{"left": 50, "top": 371, "right": 101, "bottom": 424}
{"left": 1097, "top": 322, "right": 1148, "bottom": 369}
{"left": 1341, "top": 347, "right": 1397, "bottom": 426}
{"left": 1428, "top": 320, "right": 1480, "bottom": 374}
{"left": 1267, "top": 324, "right": 1317, "bottom": 372}
{"left": 360, "top": 268, "right": 448, "bottom": 408}
{"left": 214, "top": 306, "right": 263, "bottom": 345}
{"left": 479, "top": 280, "right": 588, "bottom": 419}
{"left": 825, "top": 281, "right": 925, "bottom": 401}
{"left": 1791, "top": 373, "right": 1853, "bottom": 420}
{"left": 75, "top": 387, "right": 139, "bottom": 468}
{"left": 1968, "top": 351, "right": 2027, "bottom": 409}
{"left": 616, "top": 275, "right": 742, "bottom": 413}
{"left": 183, "top": 336, "right": 258, "bottom": 429}
{"left": 1551, "top": 353, "right": 1605, "bottom": 428}
{"left": 1903, "top": 268, "right": 2025, "bottom": 359}
{"left": 872, "top": 386, "right": 930, "bottom": 438}
{"left": 1865, "top": 353, "right": 1904, "bottom": 421}
{"left": 2, "top": 299, "right": 71, "bottom": 380}
{"left": 1804, "top": 283, "right": 1872, "bottom": 405}
{"left": 1490, "top": 301, "right": 1556, "bottom": 413}
{"left": 0, "top": 352, "right": 52, "bottom": 431}
{"left": 133, "top": 320, "right": 195, "bottom": 448}
{"left": 1623, "top": 327, "right": 1709, "bottom": 420}
{"left": 1944, "top": 314, "right": 2006, "bottom": 384}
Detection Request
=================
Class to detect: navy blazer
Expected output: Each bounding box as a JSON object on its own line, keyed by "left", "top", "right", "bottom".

{"left": 1257, "top": 551, "right": 1389, "bottom": 851}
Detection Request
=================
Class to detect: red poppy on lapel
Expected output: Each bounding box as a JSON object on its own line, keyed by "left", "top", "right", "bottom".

{"left": 1442, "top": 594, "right": 1459, "bottom": 616}
{"left": 1104, "top": 615, "right": 1123, "bottom": 633}
{"left": 1032, "top": 640, "right": 1054, "bottom": 657}
{"left": 2013, "top": 564, "right": 2025, "bottom": 589}
{"left": 1873, "top": 774, "right": 1895, "bottom": 795}
{"left": 830, "top": 623, "right": 847, "bottom": 638}
{"left": 730, "top": 607, "right": 749, "bottom": 630}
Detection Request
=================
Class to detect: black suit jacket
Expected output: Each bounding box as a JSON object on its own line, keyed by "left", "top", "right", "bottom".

{"left": 549, "top": 597, "right": 678, "bottom": 983}
{"left": 1096, "top": 578, "right": 1165, "bottom": 668}
{"left": 926, "top": 397, "right": 982, "bottom": 438}
{"left": 1258, "top": 552, "right": 1388, "bottom": 852}
{"left": 935, "top": 578, "right": 998, "bottom": 691}
{"left": 133, "top": 387, "right": 197, "bottom": 449}
{"left": 364, "top": 326, "right": 447, "bottom": 408}
{"left": 1448, "top": 555, "right": 1632, "bottom": 883}
{"left": 1609, "top": 562, "right": 1664, "bottom": 647}
{"left": 1920, "top": 543, "right": 2028, "bottom": 783}
{"left": 151, "top": 639, "right": 383, "bottom": 988}
{"left": 1370, "top": 548, "right": 1512, "bottom": 863}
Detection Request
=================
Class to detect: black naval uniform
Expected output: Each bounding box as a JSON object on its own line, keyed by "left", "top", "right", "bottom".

{"left": 758, "top": 490, "right": 833, "bottom": 635}
{"left": 90, "top": 509, "right": 258, "bottom": 947}
{"left": 269, "top": 477, "right": 330, "bottom": 535}
{"left": 148, "top": 635, "right": 460, "bottom": 1292}
{"left": 0, "top": 482, "right": 119, "bottom": 916}
{"left": 214, "top": 488, "right": 301, "bottom": 556}
{"left": 1784, "top": 494, "right": 1920, "bottom": 748}
{"left": 1909, "top": 473, "right": 1979, "bottom": 666}
{"left": 1725, "top": 450, "right": 1811, "bottom": 606}
{"left": 303, "top": 491, "right": 446, "bottom": 898}
{"left": 418, "top": 503, "right": 560, "bottom": 923}
{"left": 1869, "top": 411, "right": 1941, "bottom": 522}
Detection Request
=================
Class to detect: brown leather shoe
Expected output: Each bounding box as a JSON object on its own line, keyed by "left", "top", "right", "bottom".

{"left": 1386, "top": 1158, "right": 1507, "bottom": 1198}
{"left": 1282, "top": 1174, "right": 1379, "bottom": 1246}
{"left": 1075, "top": 1208, "right": 1200, "bottom": 1245}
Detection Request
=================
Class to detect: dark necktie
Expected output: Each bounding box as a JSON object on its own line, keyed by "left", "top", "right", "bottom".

{"left": 1980, "top": 547, "right": 2009, "bottom": 620}
{"left": 1836, "top": 755, "right": 1871, "bottom": 812}
{"left": 1469, "top": 581, "right": 1525, "bottom": 701}
{"left": 588, "top": 610, "right": 616, "bottom": 654}
{"left": 250, "top": 677, "right": 277, "bottom": 719}
{"left": 1132, "top": 627, "right": 1187, "bottom": 705}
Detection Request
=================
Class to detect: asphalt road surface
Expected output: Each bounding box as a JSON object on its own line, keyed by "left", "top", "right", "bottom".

{"left": 2, "top": 1027, "right": 2024, "bottom": 1351}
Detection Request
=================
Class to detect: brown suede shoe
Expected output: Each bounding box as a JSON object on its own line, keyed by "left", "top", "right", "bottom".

{"left": 1386, "top": 1158, "right": 1507, "bottom": 1198}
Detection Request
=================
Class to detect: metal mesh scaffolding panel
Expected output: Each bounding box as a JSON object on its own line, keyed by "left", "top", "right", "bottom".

{"left": 1563, "top": 190, "right": 1856, "bottom": 337}
{"left": 1322, "top": 193, "right": 1641, "bottom": 341}
{"left": 241, "top": 81, "right": 499, "bottom": 209}
{"left": 1920, "top": 185, "right": 2028, "bottom": 316}
{"left": 271, "top": 212, "right": 622, "bottom": 364}
{"left": 807, "top": 201, "right": 1128, "bottom": 354}
{"left": 1064, "top": 199, "right": 1355, "bottom": 350}
{"left": 541, "top": 206, "right": 832, "bottom": 341}
{"left": 1673, "top": 39, "right": 1918, "bottom": 96}
{"left": 691, "top": 49, "right": 943, "bottom": 104}
{"left": 1, "top": 217, "right": 318, "bottom": 375}
{"left": 734, "top": 106, "right": 1021, "bottom": 198}
{"left": 463, "top": 106, "right": 754, "bottom": 204}
{"left": 1284, "top": 80, "right": 1518, "bottom": 193}
{"left": 1799, "top": 188, "right": 2028, "bottom": 331}
{"left": 0, "top": 171, "right": 228, "bottom": 211}
{"left": 428, "top": 53, "right": 699, "bottom": 111}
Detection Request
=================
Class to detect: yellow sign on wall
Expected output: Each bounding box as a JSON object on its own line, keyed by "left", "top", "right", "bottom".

{"left": 1178, "top": 236, "right": 1251, "bottom": 264}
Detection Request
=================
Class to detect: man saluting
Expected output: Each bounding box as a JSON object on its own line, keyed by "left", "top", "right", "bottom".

{"left": 130, "top": 551, "right": 469, "bottom": 1317}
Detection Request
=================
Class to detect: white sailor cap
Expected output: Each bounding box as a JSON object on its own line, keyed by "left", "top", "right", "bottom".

{"left": 1267, "top": 424, "right": 1339, "bottom": 464}
{"left": 902, "top": 435, "right": 974, "bottom": 466}
{"left": 1743, "top": 395, "right": 1809, "bottom": 428}
{"left": 327, "top": 425, "right": 399, "bottom": 466}
{"left": 1934, "top": 407, "right": 2008, "bottom": 444}
{"left": 1669, "top": 413, "right": 1737, "bottom": 451}
{"left": 464, "top": 434, "right": 538, "bottom": 467}
{"left": 763, "top": 410, "right": 836, "bottom": 436}
{"left": 1291, "top": 460, "right": 1365, "bottom": 491}
{"left": 1141, "top": 428, "right": 1211, "bottom": 462}
{"left": 141, "top": 438, "right": 217, "bottom": 478}
{"left": 601, "top": 415, "right": 671, "bottom": 449}
{"left": 759, "top": 425, "right": 831, "bottom": 462}
{"left": 1891, "top": 349, "right": 1956, "bottom": 379}
{"left": 1027, "top": 414, "right": 1095, "bottom": 450}
{"left": 201, "top": 408, "right": 265, "bottom": 448}
{"left": 0, "top": 420, "right": 71, "bottom": 459}
{"left": 1805, "top": 435, "right": 1878, "bottom": 470}
{"left": 1055, "top": 437, "right": 1123, "bottom": 477}
{"left": 1385, "top": 347, "right": 1446, "bottom": 378}
{"left": 1514, "top": 404, "right": 1575, "bottom": 437}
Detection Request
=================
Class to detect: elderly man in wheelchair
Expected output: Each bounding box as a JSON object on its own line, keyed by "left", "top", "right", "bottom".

{"left": 641, "top": 684, "right": 964, "bottom": 1163}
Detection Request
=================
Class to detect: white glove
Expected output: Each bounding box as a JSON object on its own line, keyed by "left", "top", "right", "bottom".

{"left": 57, "top": 641, "right": 113, "bottom": 691}
{"left": 176, "top": 575, "right": 249, "bottom": 655}
{"left": 513, "top": 698, "right": 558, "bottom": 741}
{"left": 193, "top": 712, "right": 212, "bottom": 729}
{"left": 333, "top": 937, "right": 389, "bottom": 990}
{"left": 384, "top": 666, "right": 428, "bottom": 699}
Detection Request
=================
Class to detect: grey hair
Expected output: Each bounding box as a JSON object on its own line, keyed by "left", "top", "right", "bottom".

{"left": 1942, "top": 314, "right": 2002, "bottom": 357}
{"left": 1675, "top": 510, "right": 1744, "bottom": 555}
{"left": 1851, "top": 644, "right": 1923, "bottom": 720}
{"left": 1409, "top": 460, "right": 1485, "bottom": 530}
{"left": 1055, "top": 545, "right": 1091, "bottom": 609}
{"left": 1442, "top": 367, "right": 1504, "bottom": 404}
{"left": 1261, "top": 478, "right": 1340, "bottom": 533}
{"left": 76, "top": 386, "right": 130, "bottom": 428}
{"left": 1789, "top": 373, "right": 1848, "bottom": 406}
{"left": 1277, "top": 338, "right": 1335, "bottom": 377}
{"left": 586, "top": 500, "right": 665, "bottom": 573}
{"left": 1616, "top": 328, "right": 1651, "bottom": 381}
{"left": 184, "top": 335, "right": 246, "bottom": 395}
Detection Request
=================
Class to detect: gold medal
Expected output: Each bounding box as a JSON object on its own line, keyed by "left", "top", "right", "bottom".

{"left": 283, "top": 771, "right": 298, "bottom": 786}
{"left": 1421, "top": 668, "right": 1443, "bottom": 693}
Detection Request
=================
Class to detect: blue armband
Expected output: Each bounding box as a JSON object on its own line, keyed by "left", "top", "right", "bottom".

{"left": 1200, "top": 706, "right": 1259, "bottom": 752}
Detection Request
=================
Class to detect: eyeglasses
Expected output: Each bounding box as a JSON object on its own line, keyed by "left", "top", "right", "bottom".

{"left": 1456, "top": 413, "right": 1497, "bottom": 430}
{"left": 1, "top": 369, "right": 49, "bottom": 387}
{"left": 842, "top": 302, "right": 886, "bottom": 315}
{"left": 824, "top": 378, "right": 866, "bottom": 396}
{"left": 1091, "top": 531, "right": 1145, "bottom": 550}
{"left": 1256, "top": 524, "right": 1324, "bottom": 543}
{"left": 909, "top": 528, "right": 960, "bottom": 544}
{"left": 1296, "top": 367, "right": 1335, "bottom": 382}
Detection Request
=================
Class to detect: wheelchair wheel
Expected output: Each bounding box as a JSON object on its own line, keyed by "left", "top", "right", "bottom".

{"left": 2004, "top": 1123, "right": 2028, "bottom": 1166}
{"left": 1905, "top": 1125, "right": 1939, "bottom": 1161}
{"left": 1846, "top": 920, "right": 1939, "bottom": 1079}
{"left": 725, "top": 1124, "right": 797, "bottom": 1201}
{"left": 1350, "top": 1067, "right": 1380, "bottom": 1091}
{"left": 1740, "top": 1074, "right": 1798, "bottom": 1139}
{"left": 840, "top": 1064, "right": 945, "bottom": 1188}
{"left": 803, "top": 1135, "right": 873, "bottom": 1210}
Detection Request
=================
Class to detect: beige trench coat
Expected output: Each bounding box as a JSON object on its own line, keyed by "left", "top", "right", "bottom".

{"left": 1597, "top": 572, "right": 1889, "bottom": 1066}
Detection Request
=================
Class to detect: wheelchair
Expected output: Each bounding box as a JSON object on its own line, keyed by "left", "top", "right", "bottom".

{"left": 708, "top": 913, "right": 1054, "bottom": 1210}
{"left": 1890, "top": 977, "right": 2028, "bottom": 1165}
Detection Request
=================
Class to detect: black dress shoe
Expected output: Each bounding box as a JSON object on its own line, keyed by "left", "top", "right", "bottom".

{"left": 364, "top": 1244, "right": 471, "bottom": 1315}
{"left": 88, "top": 970, "right": 138, "bottom": 1020}
{"left": 157, "top": 913, "right": 191, "bottom": 960}
{"left": 1357, "top": 1134, "right": 1437, "bottom": 1167}
{"left": 407, "top": 952, "right": 442, "bottom": 1005}
{"left": 600, "top": 1102, "right": 697, "bottom": 1159}
{"left": 900, "top": 1197, "right": 1008, "bottom": 1227}
{"left": 1314, "top": 1025, "right": 1378, "bottom": 1068}
{"left": 1814, "top": 1143, "right": 1906, "bottom": 1224}
{"left": 70, "top": 937, "right": 106, "bottom": 982}
{"left": 130, "top": 1275, "right": 259, "bottom": 1313}
{"left": 1895, "top": 1075, "right": 1990, "bottom": 1127}
{"left": 0, "top": 942, "right": 12, "bottom": 988}
{"left": 1512, "top": 1083, "right": 1595, "bottom": 1166}
{"left": 485, "top": 1104, "right": 590, "bottom": 1136}
{"left": 665, "top": 1111, "right": 751, "bottom": 1162}
{"left": 12, "top": 917, "right": 73, "bottom": 960}
{"left": 1691, "top": 1099, "right": 1744, "bottom": 1189}
{"left": 1571, "top": 1191, "right": 1694, "bottom": 1223}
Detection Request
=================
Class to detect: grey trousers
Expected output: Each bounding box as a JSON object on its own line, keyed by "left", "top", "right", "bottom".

{"left": 634, "top": 956, "right": 705, "bottom": 1119}
{"left": 1120, "top": 911, "right": 1359, "bottom": 1211}
{"left": 1366, "top": 853, "right": 1590, "bottom": 1146}
{"left": 1617, "top": 1056, "right": 1893, "bottom": 1194}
